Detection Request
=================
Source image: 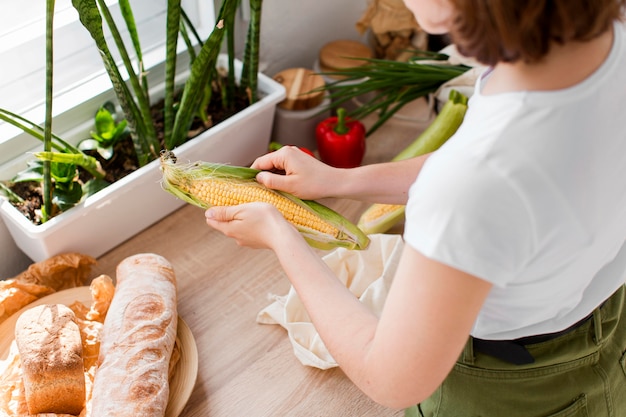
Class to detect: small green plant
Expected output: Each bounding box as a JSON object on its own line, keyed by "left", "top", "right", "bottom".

{"left": 78, "top": 101, "right": 129, "bottom": 160}
{"left": 0, "top": 108, "right": 108, "bottom": 222}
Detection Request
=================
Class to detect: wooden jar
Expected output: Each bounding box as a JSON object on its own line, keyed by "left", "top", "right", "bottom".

{"left": 318, "top": 40, "right": 373, "bottom": 79}
{"left": 314, "top": 40, "right": 375, "bottom": 111}
{"left": 270, "top": 68, "right": 330, "bottom": 150}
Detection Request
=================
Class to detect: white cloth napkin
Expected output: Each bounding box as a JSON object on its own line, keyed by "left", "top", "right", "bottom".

{"left": 256, "top": 234, "right": 405, "bottom": 369}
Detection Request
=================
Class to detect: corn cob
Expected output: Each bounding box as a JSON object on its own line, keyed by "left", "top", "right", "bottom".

{"left": 160, "top": 151, "right": 369, "bottom": 250}
{"left": 358, "top": 203, "right": 406, "bottom": 235}
{"left": 358, "top": 89, "right": 469, "bottom": 235}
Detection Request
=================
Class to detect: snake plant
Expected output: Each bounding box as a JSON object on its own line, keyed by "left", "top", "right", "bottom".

{"left": 1, "top": 0, "right": 267, "bottom": 224}
{"left": 72, "top": 0, "right": 265, "bottom": 160}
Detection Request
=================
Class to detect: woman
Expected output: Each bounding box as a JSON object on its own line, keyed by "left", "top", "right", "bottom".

{"left": 206, "top": 0, "right": 626, "bottom": 415}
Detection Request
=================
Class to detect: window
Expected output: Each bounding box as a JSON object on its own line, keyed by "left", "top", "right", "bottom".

{"left": 0, "top": 0, "right": 215, "bottom": 168}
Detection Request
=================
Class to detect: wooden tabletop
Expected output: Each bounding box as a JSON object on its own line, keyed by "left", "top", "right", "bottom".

{"left": 90, "top": 98, "right": 434, "bottom": 417}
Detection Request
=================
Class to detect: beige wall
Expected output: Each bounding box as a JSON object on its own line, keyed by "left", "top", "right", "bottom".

{"left": 237, "top": 0, "right": 371, "bottom": 77}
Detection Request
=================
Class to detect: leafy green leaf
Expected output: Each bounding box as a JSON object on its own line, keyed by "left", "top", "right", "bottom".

{"left": 90, "top": 105, "right": 129, "bottom": 148}
{"left": 53, "top": 181, "right": 83, "bottom": 210}
{"left": 78, "top": 138, "right": 100, "bottom": 152}
{"left": 94, "top": 107, "right": 117, "bottom": 140}
{"left": 12, "top": 161, "right": 44, "bottom": 183}
{"left": 82, "top": 178, "right": 111, "bottom": 198}
{"left": 96, "top": 146, "right": 115, "bottom": 160}
{"left": 50, "top": 161, "right": 77, "bottom": 184}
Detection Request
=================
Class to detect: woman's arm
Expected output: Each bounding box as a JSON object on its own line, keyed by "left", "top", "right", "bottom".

{"left": 251, "top": 146, "right": 430, "bottom": 205}
{"left": 335, "top": 156, "right": 429, "bottom": 204}
{"left": 206, "top": 203, "right": 492, "bottom": 409}
{"left": 275, "top": 231, "right": 492, "bottom": 408}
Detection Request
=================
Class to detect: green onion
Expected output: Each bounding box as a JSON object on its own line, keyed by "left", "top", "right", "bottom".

{"left": 315, "top": 51, "right": 470, "bottom": 136}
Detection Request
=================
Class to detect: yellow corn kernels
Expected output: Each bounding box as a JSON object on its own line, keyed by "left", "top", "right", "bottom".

{"left": 180, "top": 177, "right": 339, "bottom": 236}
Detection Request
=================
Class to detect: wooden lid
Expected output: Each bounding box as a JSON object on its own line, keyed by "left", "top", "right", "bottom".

{"left": 273, "top": 68, "right": 326, "bottom": 111}
{"left": 319, "top": 40, "right": 373, "bottom": 72}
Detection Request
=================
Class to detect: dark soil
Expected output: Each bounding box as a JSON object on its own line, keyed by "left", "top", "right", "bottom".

{"left": 4, "top": 86, "right": 251, "bottom": 225}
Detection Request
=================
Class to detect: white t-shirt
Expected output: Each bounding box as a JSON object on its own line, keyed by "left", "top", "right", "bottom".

{"left": 403, "top": 21, "right": 626, "bottom": 340}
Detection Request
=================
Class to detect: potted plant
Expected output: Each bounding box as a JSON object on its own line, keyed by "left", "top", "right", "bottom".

{"left": 0, "top": 0, "right": 285, "bottom": 262}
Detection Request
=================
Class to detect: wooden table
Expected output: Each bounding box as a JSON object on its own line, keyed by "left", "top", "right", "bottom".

{"left": 90, "top": 99, "right": 434, "bottom": 417}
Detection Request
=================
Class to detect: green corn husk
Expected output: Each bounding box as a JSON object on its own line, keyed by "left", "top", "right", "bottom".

{"left": 160, "top": 151, "right": 370, "bottom": 250}
{"left": 358, "top": 89, "right": 469, "bottom": 235}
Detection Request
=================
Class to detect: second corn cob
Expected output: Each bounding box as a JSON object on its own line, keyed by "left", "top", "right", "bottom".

{"left": 358, "top": 89, "right": 469, "bottom": 235}
{"left": 160, "top": 151, "right": 370, "bottom": 250}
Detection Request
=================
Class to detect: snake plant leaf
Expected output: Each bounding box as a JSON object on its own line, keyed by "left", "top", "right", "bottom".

{"left": 72, "top": 0, "right": 158, "bottom": 166}
{"left": 167, "top": 0, "right": 239, "bottom": 149}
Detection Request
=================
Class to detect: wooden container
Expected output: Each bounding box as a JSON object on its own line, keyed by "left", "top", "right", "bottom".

{"left": 273, "top": 68, "right": 326, "bottom": 110}
{"left": 271, "top": 68, "right": 330, "bottom": 151}
{"left": 314, "top": 40, "right": 375, "bottom": 112}
{"left": 318, "top": 40, "right": 373, "bottom": 79}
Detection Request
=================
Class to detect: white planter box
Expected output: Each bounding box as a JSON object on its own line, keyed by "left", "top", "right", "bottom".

{"left": 0, "top": 56, "right": 286, "bottom": 262}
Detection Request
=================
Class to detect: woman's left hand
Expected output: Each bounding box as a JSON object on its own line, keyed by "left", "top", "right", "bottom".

{"left": 205, "top": 202, "right": 296, "bottom": 250}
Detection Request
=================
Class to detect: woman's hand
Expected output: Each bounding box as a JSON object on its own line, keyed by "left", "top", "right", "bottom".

{"left": 205, "top": 202, "right": 298, "bottom": 250}
{"left": 252, "top": 145, "right": 340, "bottom": 200}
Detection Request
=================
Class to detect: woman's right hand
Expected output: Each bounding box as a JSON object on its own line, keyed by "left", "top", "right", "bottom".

{"left": 251, "top": 145, "right": 341, "bottom": 200}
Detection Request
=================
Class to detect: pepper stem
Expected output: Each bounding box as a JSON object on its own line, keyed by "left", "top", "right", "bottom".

{"left": 333, "top": 108, "right": 350, "bottom": 135}
{"left": 268, "top": 141, "right": 283, "bottom": 152}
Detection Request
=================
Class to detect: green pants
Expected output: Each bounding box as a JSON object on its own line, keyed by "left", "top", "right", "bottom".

{"left": 408, "top": 285, "right": 626, "bottom": 417}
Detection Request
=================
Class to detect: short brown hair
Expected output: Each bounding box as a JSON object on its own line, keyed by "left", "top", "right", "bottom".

{"left": 448, "top": 0, "right": 626, "bottom": 65}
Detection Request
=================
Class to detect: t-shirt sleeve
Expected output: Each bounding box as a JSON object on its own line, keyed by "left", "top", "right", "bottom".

{"left": 403, "top": 152, "right": 535, "bottom": 287}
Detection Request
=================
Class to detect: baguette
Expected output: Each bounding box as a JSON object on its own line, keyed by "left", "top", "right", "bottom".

{"left": 90, "top": 253, "right": 178, "bottom": 417}
{"left": 14, "top": 303, "right": 86, "bottom": 415}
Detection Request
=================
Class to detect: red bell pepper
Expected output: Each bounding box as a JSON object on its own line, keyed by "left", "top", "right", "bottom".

{"left": 315, "top": 108, "right": 366, "bottom": 168}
